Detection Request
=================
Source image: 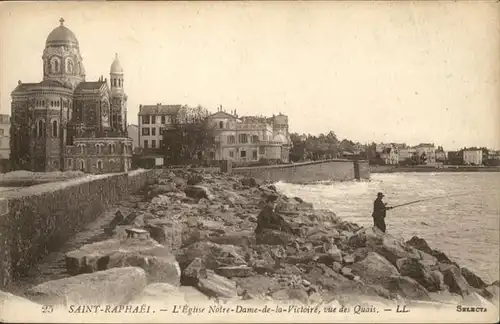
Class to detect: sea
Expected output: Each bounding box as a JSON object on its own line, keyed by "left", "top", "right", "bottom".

{"left": 275, "top": 172, "right": 500, "bottom": 284}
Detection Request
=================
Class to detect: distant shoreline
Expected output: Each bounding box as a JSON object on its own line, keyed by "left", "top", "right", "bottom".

{"left": 370, "top": 165, "right": 500, "bottom": 173}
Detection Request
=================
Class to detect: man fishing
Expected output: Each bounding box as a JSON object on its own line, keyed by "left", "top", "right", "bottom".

{"left": 372, "top": 192, "right": 393, "bottom": 233}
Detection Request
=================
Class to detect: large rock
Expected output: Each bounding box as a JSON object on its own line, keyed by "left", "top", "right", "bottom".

{"left": 196, "top": 270, "right": 238, "bottom": 298}
{"left": 396, "top": 257, "right": 438, "bottom": 291}
{"left": 256, "top": 229, "right": 296, "bottom": 246}
{"left": 129, "top": 283, "right": 186, "bottom": 304}
{"left": 184, "top": 185, "right": 214, "bottom": 200}
{"left": 441, "top": 264, "right": 471, "bottom": 296}
{"left": 347, "top": 227, "right": 384, "bottom": 248}
{"left": 144, "top": 219, "right": 183, "bottom": 250}
{"left": 65, "top": 239, "right": 181, "bottom": 286}
{"left": 382, "top": 276, "right": 431, "bottom": 301}
{"left": 350, "top": 252, "right": 399, "bottom": 285}
{"left": 176, "top": 241, "right": 246, "bottom": 271}
{"left": 270, "top": 288, "right": 309, "bottom": 305}
{"left": 255, "top": 203, "right": 295, "bottom": 234}
{"left": 374, "top": 236, "right": 420, "bottom": 267}
{"left": 208, "top": 230, "right": 256, "bottom": 247}
{"left": 149, "top": 183, "right": 178, "bottom": 197}
{"left": 25, "top": 267, "right": 147, "bottom": 305}
{"left": 406, "top": 236, "right": 453, "bottom": 264}
{"left": 0, "top": 290, "right": 41, "bottom": 316}
{"left": 461, "top": 267, "right": 487, "bottom": 289}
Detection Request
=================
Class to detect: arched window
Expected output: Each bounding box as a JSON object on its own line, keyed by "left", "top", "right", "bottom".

{"left": 79, "top": 159, "right": 85, "bottom": 171}
{"left": 97, "top": 160, "right": 103, "bottom": 170}
{"left": 52, "top": 120, "right": 58, "bottom": 137}
{"left": 37, "top": 119, "right": 45, "bottom": 138}
{"left": 108, "top": 143, "right": 115, "bottom": 154}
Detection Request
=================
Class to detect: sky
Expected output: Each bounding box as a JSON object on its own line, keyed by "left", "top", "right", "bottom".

{"left": 0, "top": 1, "right": 499, "bottom": 151}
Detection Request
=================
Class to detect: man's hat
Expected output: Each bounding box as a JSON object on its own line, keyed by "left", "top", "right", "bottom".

{"left": 377, "top": 192, "right": 384, "bottom": 197}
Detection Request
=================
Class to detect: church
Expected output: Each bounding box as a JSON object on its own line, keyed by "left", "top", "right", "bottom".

{"left": 10, "top": 18, "right": 133, "bottom": 174}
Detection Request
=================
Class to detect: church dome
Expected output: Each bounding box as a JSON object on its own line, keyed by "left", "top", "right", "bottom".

{"left": 45, "top": 18, "right": 79, "bottom": 48}
{"left": 110, "top": 54, "right": 124, "bottom": 74}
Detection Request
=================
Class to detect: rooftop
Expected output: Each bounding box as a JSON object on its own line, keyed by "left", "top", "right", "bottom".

{"left": 139, "top": 104, "right": 182, "bottom": 116}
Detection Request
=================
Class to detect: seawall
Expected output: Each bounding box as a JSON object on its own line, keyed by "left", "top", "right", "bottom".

{"left": 233, "top": 159, "right": 369, "bottom": 183}
{"left": 370, "top": 165, "right": 500, "bottom": 173}
{"left": 0, "top": 169, "right": 158, "bottom": 288}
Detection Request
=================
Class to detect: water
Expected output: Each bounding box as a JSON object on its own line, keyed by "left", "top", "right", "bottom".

{"left": 275, "top": 172, "right": 500, "bottom": 284}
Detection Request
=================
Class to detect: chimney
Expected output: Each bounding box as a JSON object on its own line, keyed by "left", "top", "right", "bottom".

{"left": 18, "top": 80, "right": 22, "bottom": 85}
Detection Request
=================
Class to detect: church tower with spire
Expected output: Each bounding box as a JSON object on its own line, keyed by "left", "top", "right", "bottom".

{"left": 110, "top": 54, "right": 128, "bottom": 135}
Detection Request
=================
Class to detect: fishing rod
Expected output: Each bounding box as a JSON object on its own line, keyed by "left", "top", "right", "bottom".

{"left": 389, "top": 192, "right": 474, "bottom": 210}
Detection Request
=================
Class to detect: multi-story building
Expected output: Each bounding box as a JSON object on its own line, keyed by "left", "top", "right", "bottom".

{"left": 137, "top": 104, "right": 181, "bottom": 152}
{"left": 414, "top": 143, "right": 436, "bottom": 165}
{"left": 398, "top": 147, "right": 417, "bottom": 161}
{"left": 207, "top": 109, "right": 291, "bottom": 163}
{"left": 463, "top": 149, "right": 483, "bottom": 165}
{"left": 9, "top": 19, "right": 132, "bottom": 173}
{"left": 0, "top": 114, "right": 10, "bottom": 160}
{"left": 380, "top": 146, "right": 399, "bottom": 165}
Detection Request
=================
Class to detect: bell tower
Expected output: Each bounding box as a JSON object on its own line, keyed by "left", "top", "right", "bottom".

{"left": 110, "top": 53, "right": 127, "bottom": 135}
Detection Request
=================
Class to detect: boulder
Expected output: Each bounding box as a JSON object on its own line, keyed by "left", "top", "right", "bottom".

{"left": 382, "top": 276, "right": 431, "bottom": 301}
{"left": 208, "top": 230, "right": 256, "bottom": 247}
{"left": 176, "top": 241, "right": 246, "bottom": 271}
{"left": 406, "top": 236, "right": 453, "bottom": 264}
{"left": 129, "top": 283, "right": 185, "bottom": 304}
{"left": 271, "top": 288, "right": 309, "bottom": 305}
{"left": 104, "top": 210, "right": 125, "bottom": 234}
{"left": 184, "top": 185, "right": 213, "bottom": 200}
{"left": 187, "top": 174, "right": 204, "bottom": 185}
{"left": 182, "top": 258, "right": 207, "bottom": 286}
{"left": 347, "top": 227, "right": 384, "bottom": 248}
{"left": 350, "top": 252, "right": 399, "bottom": 285}
{"left": 374, "top": 236, "right": 420, "bottom": 267}
{"left": 149, "top": 183, "right": 178, "bottom": 197}
{"left": 65, "top": 239, "right": 181, "bottom": 286}
{"left": 196, "top": 270, "right": 238, "bottom": 298}
{"left": 25, "top": 267, "right": 147, "bottom": 305}
{"left": 441, "top": 264, "right": 470, "bottom": 296}
{"left": 396, "top": 257, "right": 437, "bottom": 291}
{"left": 256, "top": 229, "right": 296, "bottom": 246}
{"left": 0, "top": 290, "right": 41, "bottom": 316}
{"left": 461, "top": 267, "right": 487, "bottom": 289}
{"left": 255, "top": 204, "right": 295, "bottom": 234}
{"left": 144, "top": 219, "right": 183, "bottom": 250}
{"left": 241, "top": 177, "right": 260, "bottom": 187}
{"left": 216, "top": 265, "right": 254, "bottom": 278}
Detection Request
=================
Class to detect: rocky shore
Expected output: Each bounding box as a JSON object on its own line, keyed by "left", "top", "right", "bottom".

{"left": 1, "top": 169, "right": 499, "bottom": 318}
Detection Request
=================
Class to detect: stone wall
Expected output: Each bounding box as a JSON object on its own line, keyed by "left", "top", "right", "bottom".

{"left": 232, "top": 159, "right": 370, "bottom": 184}
{"left": 0, "top": 169, "right": 155, "bottom": 288}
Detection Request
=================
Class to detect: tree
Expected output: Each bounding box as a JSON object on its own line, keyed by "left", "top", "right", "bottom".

{"left": 163, "top": 105, "right": 216, "bottom": 165}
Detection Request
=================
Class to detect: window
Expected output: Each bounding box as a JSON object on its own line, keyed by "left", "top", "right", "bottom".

{"left": 219, "top": 121, "right": 224, "bottom": 129}
{"left": 142, "top": 127, "right": 150, "bottom": 136}
{"left": 79, "top": 159, "right": 85, "bottom": 171}
{"left": 159, "top": 128, "right": 164, "bottom": 135}
{"left": 151, "top": 140, "right": 156, "bottom": 149}
{"left": 240, "top": 150, "right": 246, "bottom": 158}
{"left": 0, "top": 129, "right": 4, "bottom": 136}
{"left": 229, "top": 151, "right": 234, "bottom": 158}
{"left": 253, "top": 150, "right": 258, "bottom": 160}
{"left": 152, "top": 128, "right": 156, "bottom": 136}
{"left": 161, "top": 115, "right": 166, "bottom": 124}
{"left": 259, "top": 146, "right": 265, "bottom": 154}
{"left": 239, "top": 134, "right": 248, "bottom": 143}
{"left": 108, "top": 144, "right": 116, "bottom": 154}
{"left": 159, "top": 140, "right": 164, "bottom": 148}
{"left": 142, "top": 115, "right": 150, "bottom": 124}
{"left": 97, "top": 160, "right": 103, "bottom": 170}
{"left": 228, "top": 135, "right": 235, "bottom": 144}
{"left": 143, "top": 140, "right": 148, "bottom": 149}
{"left": 79, "top": 144, "right": 85, "bottom": 154}
{"left": 52, "top": 120, "right": 58, "bottom": 137}
{"left": 67, "top": 158, "right": 73, "bottom": 168}
{"left": 251, "top": 135, "right": 259, "bottom": 143}
{"left": 96, "top": 144, "right": 102, "bottom": 154}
